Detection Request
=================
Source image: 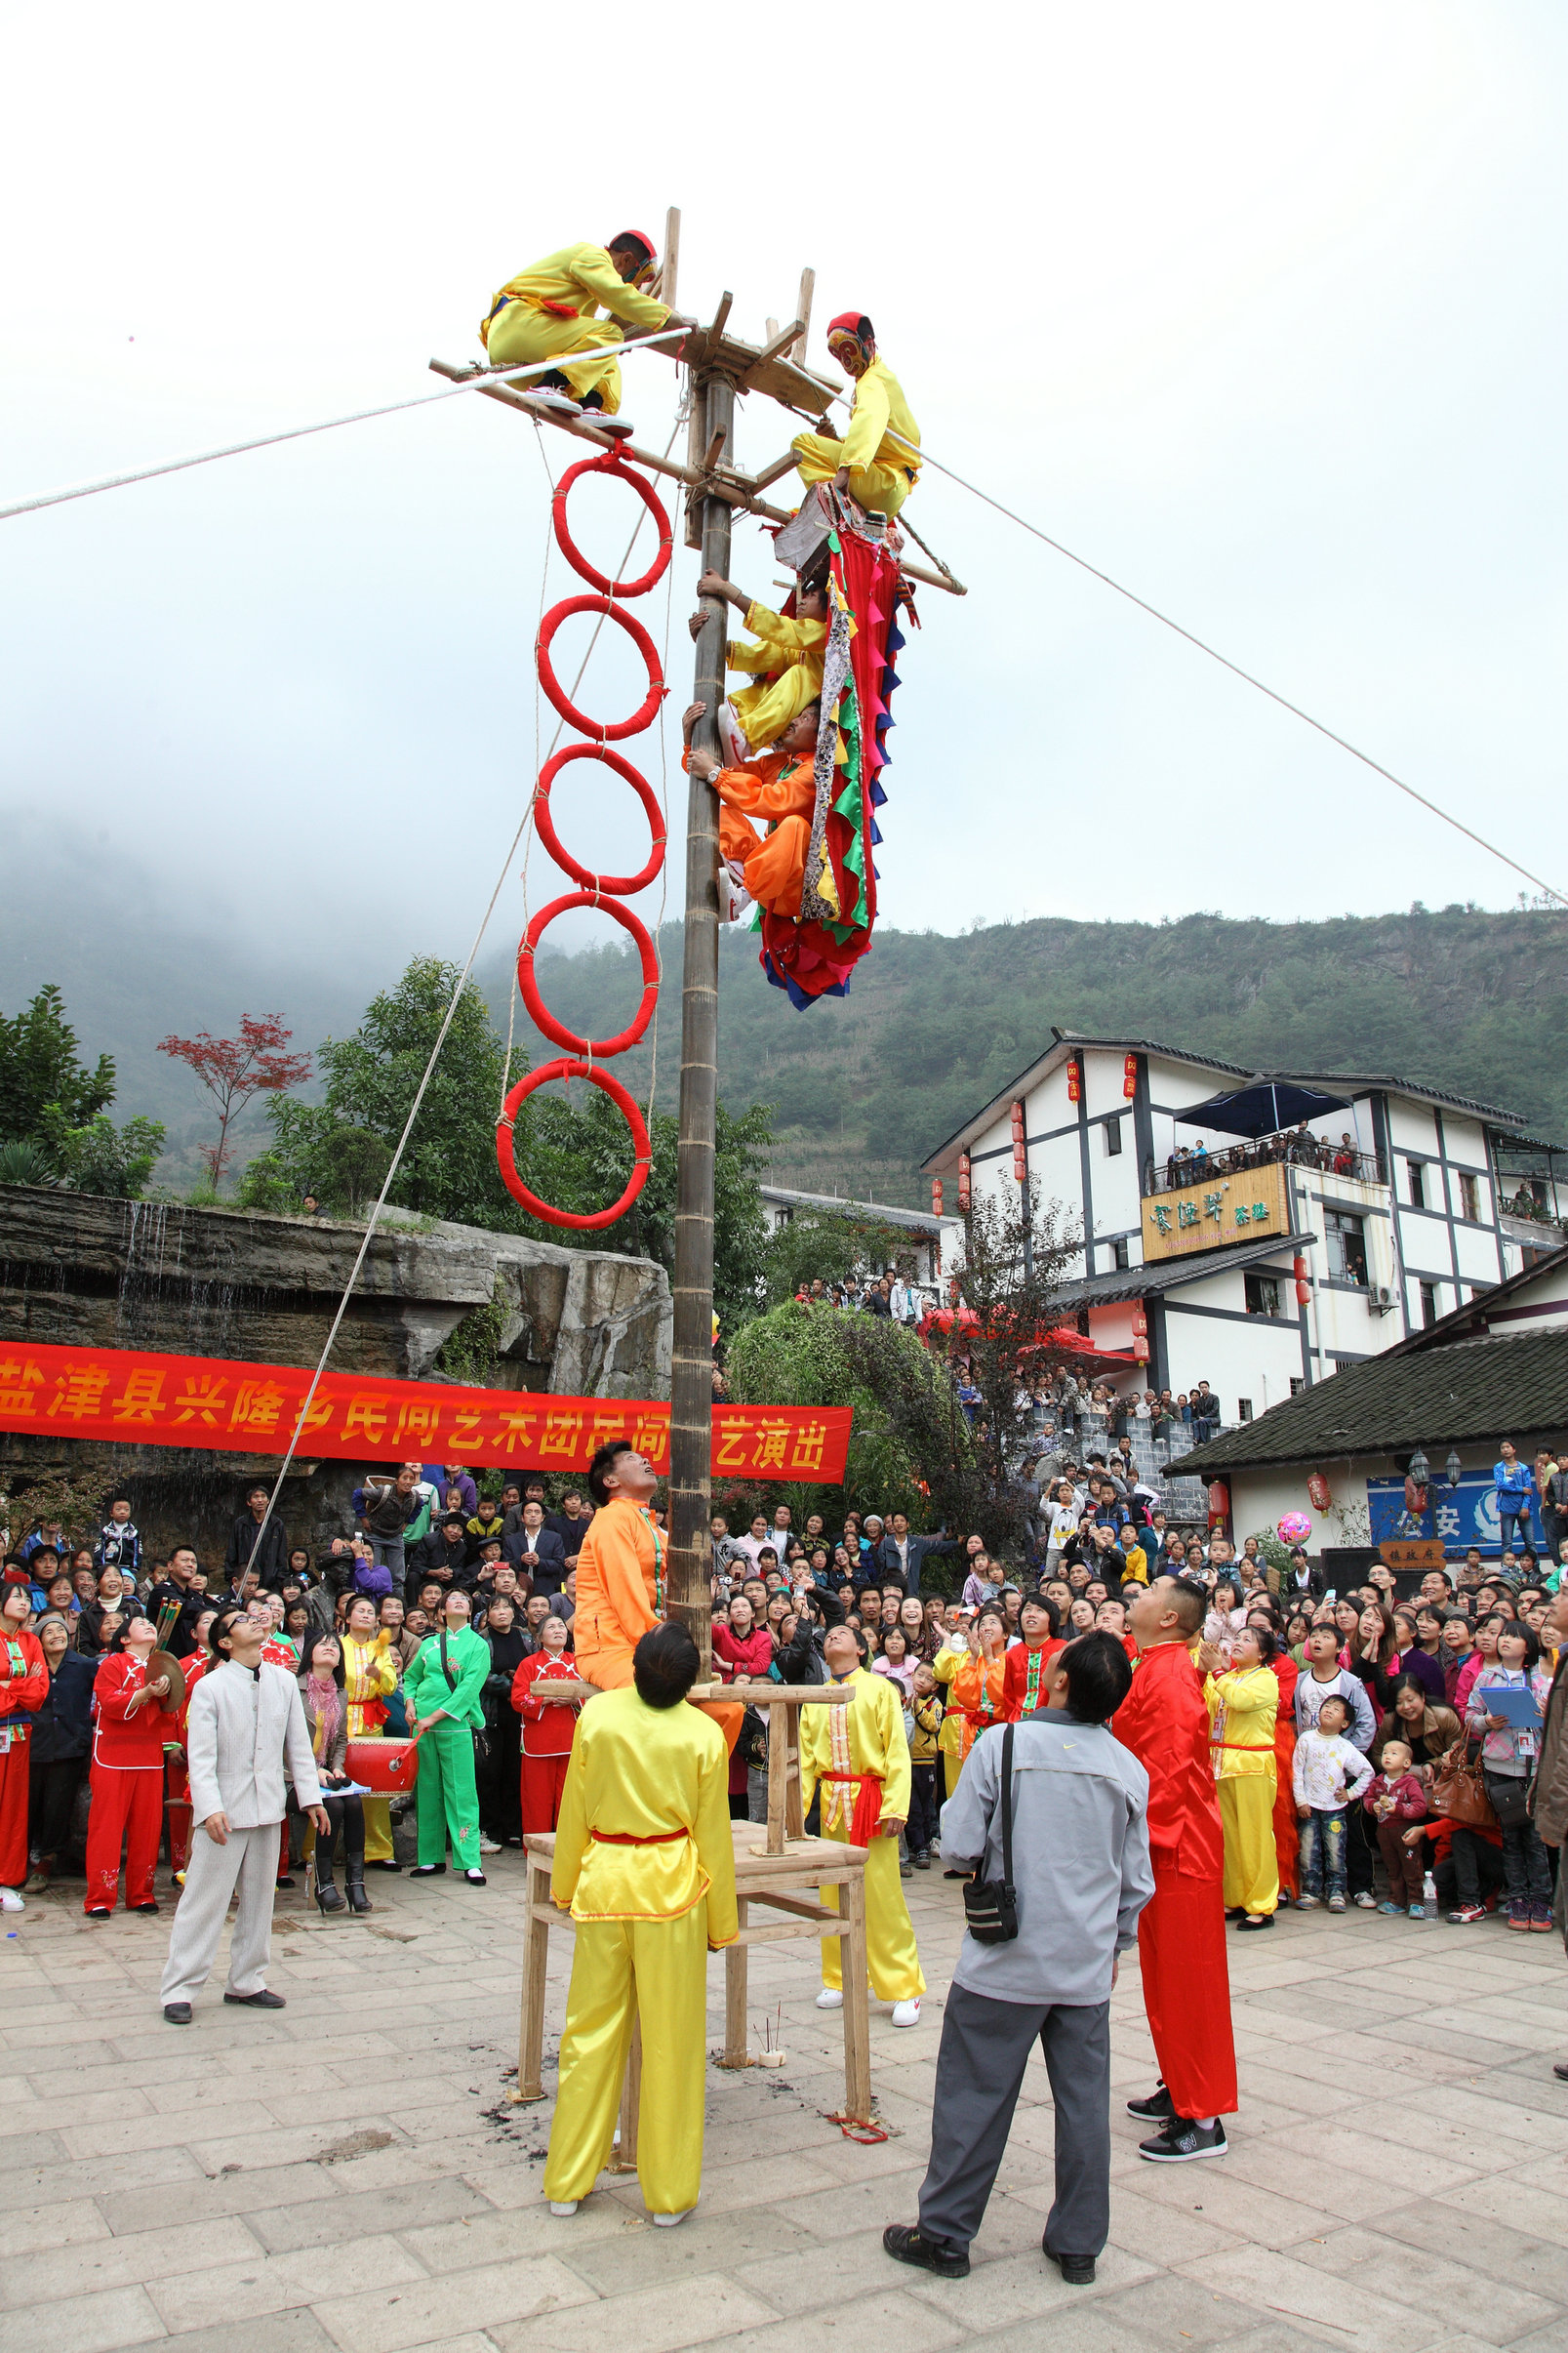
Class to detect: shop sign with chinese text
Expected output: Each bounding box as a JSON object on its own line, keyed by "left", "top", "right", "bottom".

{"left": 1142, "top": 1159, "right": 1290, "bottom": 1262}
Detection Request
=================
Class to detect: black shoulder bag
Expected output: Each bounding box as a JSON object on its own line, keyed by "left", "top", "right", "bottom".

{"left": 961, "top": 1721, "right": 1019, "bottom": 1943}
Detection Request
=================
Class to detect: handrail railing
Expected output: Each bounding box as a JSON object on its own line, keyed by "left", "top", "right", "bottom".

{"left": 1143, "top": 1144, "right": 1386, "bottom": 1197}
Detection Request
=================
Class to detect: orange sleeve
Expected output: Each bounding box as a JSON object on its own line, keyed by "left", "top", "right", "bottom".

{"left": 595, "top": 1508, "right": 659, "bottom": 1645}
{"left": 711, "top": 756, "right": 806, "bottom": 822}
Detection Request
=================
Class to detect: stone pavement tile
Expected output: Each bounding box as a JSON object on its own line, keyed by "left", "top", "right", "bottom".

{"left": 59, "top": 2097, "right": 280, "bottom": 2161}
{"left": 1377, "top": 2198, "right": 1568, "bottom": 2302}
{"left": 1121, "top": 2158, "right": 1342, "bottom": 2248}
{"left": 1188, "top": 2245, "right": 1462, "bottom": 2353}
{"left": 618, "top": 2148, "right": 841, "bottom": 2221}
{"left": 2, "top": 2198, "right": 114, "bottom": 2252}
{"left": 946, "top": 2309, "right": 1161, "bottom": 2353}
{"left": 2, "top": 2084, "right": 155, "bottom": 2130}
{"left": 1101, "top": 2180, "right": 1247, "bottom": 2267}
{"left": 5, "top": 2283, "right": 166, "bottom": 2353}
{"left": 889, "top": 2243, "right": 1156, "bottom": 2334}
{"left": 1219, "top": 2137, "right": 1422, "bottom": 2222}
{"left": 556, "top": 2200, "right": 817, "bottom": 2297}
{"left": 311, "top": 2255, "right": 594, "bottom": 2353}
{"left": 0, "top": 2143, "right": 201, "bottom": 2217}
{"left": 1211, "top": 2328, "right": 1390, "bottom": 2353}
{"left": 751, "top": 2164, "right": 930, "bottom": 2244}
{"left": 489, "top": 2272, "right": 778, "bottom": 2353}
{"left": 186, "top": 2121, "right": 382, "bottom": 2173}
{"left": 1510, "top": 2328, "right": 1568, "bottom": 2353}
{"left": 715, "top": 2288, "right": 966, "bottom": 2353}
{"left": 249, "top": 2172, "right": 493, "bottom": 2253}
{"left": 1071, "top": 2271, "right": 1272, "bottom": 2343}
{"left": 0, "top": 2127, "right": 68, "bottom": 2171}
{"left": 0, "top": 2215, "right": 261, "bottom": 2309}
{"left": 146, "top": 2232, "right": 428, "bottom": 2333}
{"left": 404, "top": 2201, "right": 639, "bottom": 2272}
{"left": 106, "top": 2163, "right": 335, "bottom": 2237}
{"left": 1289, "top": 2222, "right": 1561, "bottom": 2342}
{"left": 154, "top": 2314, "right": 341, "bottom": 2353}
{"left": 1251, "top": 2115, "right": 1490, "bottom": 2192}
{"left": 1439, "top": 2174, "right": 1568, "bottom": 2252}
{"left": 1405, "top": 2084, "right": 1568, "bottom": 2152}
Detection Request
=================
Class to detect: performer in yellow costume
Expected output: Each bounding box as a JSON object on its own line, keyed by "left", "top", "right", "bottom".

{"left": 543, "top": 1623, "right": 738, "bottom": 2225}
{"left": 934, "top": 1609, "right": 1009, "bottom": 1799}
{"left": 573, "top": 1440, "right": 742, "bottom": 1756}
{"left": 792, "top": 312, "right": 922, "bottom": 520}
{"left": 1203, "top": 1626, "right": 1281, "bottom": 1927}
{"left": 689, "top": 567, "right": 828, "bottom": 753}
{"left": 800, "top": 1625, "right": 924, "bottom": 2025}
{"left": 479, "top": 231, "right": 691, "bottom": 421}
{"left": 341, "top": 1594, "right": 400, "bottom": 1866}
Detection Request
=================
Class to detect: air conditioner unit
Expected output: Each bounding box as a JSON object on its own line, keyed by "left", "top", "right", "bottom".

{"left": 1376, "top": 1284, "right": 1392, "bottom": 1306}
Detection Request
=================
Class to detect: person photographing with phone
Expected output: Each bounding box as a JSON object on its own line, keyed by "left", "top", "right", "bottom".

{"left": 884, "top": 1632, "right": 1151, "bottom": 2286}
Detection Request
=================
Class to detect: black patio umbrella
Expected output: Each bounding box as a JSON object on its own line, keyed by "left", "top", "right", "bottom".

{"left": 1175, "top": 1078, "right": 1350, "bottom": 1140}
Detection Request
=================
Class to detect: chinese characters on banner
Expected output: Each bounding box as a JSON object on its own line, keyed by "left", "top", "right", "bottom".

{"left": 1367, "top": 1473, "right": 1542, "bottom": 1560}
{"left": 0, "top": 1342, "right": 853, "bottom": 1483}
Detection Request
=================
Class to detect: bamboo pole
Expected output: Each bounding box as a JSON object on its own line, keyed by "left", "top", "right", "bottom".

{"left": 666, "top": 369, "right": 734, "bottom": 1669}
{"left": 661, "top": 206, "right": 681, "bottom": 313}
{"left": 792, "top": 268, "right": 815, "bottom": 363}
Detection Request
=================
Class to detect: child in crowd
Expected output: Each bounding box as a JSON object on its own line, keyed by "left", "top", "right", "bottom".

{"left": 1362, "top": 1738, "right": 1430, "bottom": 1918}
{"left": 95, "top": 1498, "right": 141, "bottom": 1577}
{"left": 906, "top": 1664, "right": 944, "bottom": 1871}
{"left": 1292, "top": 1692, "right": 1374, "bottom": 1912}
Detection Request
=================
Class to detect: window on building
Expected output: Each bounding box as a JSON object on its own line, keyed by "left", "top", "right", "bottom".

{"left": 1236, "top": 1398, "right": 1254, "bottom": 1422}
{"left": 1420, "top": 1279, "right": 1438, "bottom": 1328}
{"left": 1244, "top": 1272, "right": 1283, "bottom": 1318}
{"left": 1104, "top": 1116, "right": 1122, "bottom": 1157}
{"left": 1458, "top": 1171, "right": 1479, "bottom": 1222}
{"left": 1289, "top": 1376, "right": 1306, "bottom": 1397}
{"left": 1407, "top": 1160, "right": 1426, "bottom": 1208}
{"left": 1325, "top": 1209, "right": 1369, "bottom": 1286}
{"left": 1111, "top": 1235, "right": 1130, "bottom": 1270}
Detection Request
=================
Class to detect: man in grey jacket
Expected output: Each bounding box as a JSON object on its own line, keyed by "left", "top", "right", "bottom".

{"left": 885, "top": 1632, "right": 1153, "bottom": 2286}
{"left": 161, "top": 1605, "right": 328, "bottom": 2026}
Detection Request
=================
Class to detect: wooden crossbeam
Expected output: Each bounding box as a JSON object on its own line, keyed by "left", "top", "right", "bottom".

{"left": 743, "top": 319, "right": 807, "bottom": 383}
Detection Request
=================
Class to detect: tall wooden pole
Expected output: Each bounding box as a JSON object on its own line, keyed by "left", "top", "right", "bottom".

{"left": 667, "top": 369, "right": 734, "bottom": 1665}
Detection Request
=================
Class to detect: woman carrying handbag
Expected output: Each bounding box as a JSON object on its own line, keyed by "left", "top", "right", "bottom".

{"left": 296, "top": 1633, "right": 371, "bottom": 1914}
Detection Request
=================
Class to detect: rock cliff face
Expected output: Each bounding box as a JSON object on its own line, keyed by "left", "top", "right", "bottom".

{"left": 0, "top": 1188, "right": 671, "bottom": 1558}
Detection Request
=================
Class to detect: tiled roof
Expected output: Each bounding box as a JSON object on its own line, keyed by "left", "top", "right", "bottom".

{"left": 1171, "top": 1329, "right": 1568, "bottom": 1474}
{"left": 1049, "top": 1232, "right": 1314, "bottom": 1312}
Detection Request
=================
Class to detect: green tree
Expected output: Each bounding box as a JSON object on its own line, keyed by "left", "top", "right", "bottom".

{"left": 0, "top": 985, "right": 115, "bottom": 1140}
{"left": 38, "top": 1110, "right": 166, "bottom": 1198}
{"left": 761, "top": 1202, "right": 921, "bottom": 1309}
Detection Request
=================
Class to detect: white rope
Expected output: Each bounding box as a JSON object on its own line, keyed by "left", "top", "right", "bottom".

{"left": 0, "top": 329, "right": 675, "bottom": 524}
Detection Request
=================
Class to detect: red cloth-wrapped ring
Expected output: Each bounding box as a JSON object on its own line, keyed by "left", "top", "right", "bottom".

{"left": 551, "top": 452, "right": 672, "bottom": 598}
{"left": 496, "top": 1061, "right": 652, "bottom": 1231}
{"left": 518, "top": 892, "right": 660, "bottom": 1056}
{"left": 533, "top": 744, "right": 666, "bottom": 895}
{"left": 536, "top": 595, "right": 663, "bottom": 741}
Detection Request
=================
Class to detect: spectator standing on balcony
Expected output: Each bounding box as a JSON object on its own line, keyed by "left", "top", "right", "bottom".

{"left": 1190, "top": 1383, "right": 1221, "bottom": 1442}
{"left": 1495, "top": 1441, "right": 1535, "bottom": 1556}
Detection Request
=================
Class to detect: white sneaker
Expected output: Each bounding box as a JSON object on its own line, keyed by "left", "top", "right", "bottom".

{"left": 652, "top": 2208, "right": 694, "bottom": 2228}
{"left": 478, "top": 1837, "right": 502, "bottom": 1854}
{"left": 719, "top": 704, "right": 748, "bottom": 766}
{"left": 529, "top": 386, "right": 581, "bottom": 416}
{"left": 591, "top": 413, "right": 635, "bottom": 439}
{"left": 0, "top": 1887, "right": 24, "bottom": 1913}
{"left": 815, "top": 1987, "right": 844, "bottom": 2010}
{"left": 548, "top": 2200, "right": 579, "bottom": 2217}
{"left": 1352, "top": 1891, "right": 1377, "bottom": 1910}
{"left": 891, "top": 1999, "right": 921, "bottom": 2029}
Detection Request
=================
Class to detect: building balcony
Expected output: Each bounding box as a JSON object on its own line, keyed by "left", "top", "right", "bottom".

{"left": 1143, "top": 1144, "right": 1385, "bottom": 1197}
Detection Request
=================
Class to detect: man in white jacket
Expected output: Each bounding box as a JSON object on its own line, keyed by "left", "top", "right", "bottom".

{"left": 161, "top": 1605, "right": 328, "bottom": 2025}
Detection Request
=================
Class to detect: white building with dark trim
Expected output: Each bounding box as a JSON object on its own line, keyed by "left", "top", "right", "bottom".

{"left": 920, "top": 1033, "right": 1564, "bottom": 1426}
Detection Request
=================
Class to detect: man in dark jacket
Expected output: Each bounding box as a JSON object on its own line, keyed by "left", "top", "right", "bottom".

{"left": 505, "top": 1502, "right": 568, "bottom": 1596}
{"left": 874, "top": 1514, "right": 958, "bottom": 1598}
{"left": 224, "top": 1486, "right": 290, "bottom": 1590}
{"left": 145, "top": 1546, "right": 210, "bottom": 1659}
{"left": 411, "top": 1514, "right": 476, "bottom": 1586}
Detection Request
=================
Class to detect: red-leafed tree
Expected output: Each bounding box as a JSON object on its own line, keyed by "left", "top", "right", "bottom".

{"left": 157, "top": 1014, "right": 313, "bottom": 1188}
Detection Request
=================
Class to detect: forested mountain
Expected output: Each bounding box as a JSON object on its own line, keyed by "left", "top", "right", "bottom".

{"left": 486, "top": 903, "right": 1568, "bottom": 1208}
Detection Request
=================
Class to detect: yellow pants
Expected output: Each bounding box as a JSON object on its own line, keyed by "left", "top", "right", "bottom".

{"left": 791, "top": 430, "right": 915, "bottom": 520}
{"left": 1218, "top": 1772, "right": 1278, "bottom": 1918}
{"left": 484, "top": 304, "right": 624, "bottom": 413}
{"left": 361, "top": 1794, "right": 393, "bottom": 1864}
{"left": 731, "top": 664, "right": 822, "bottom": 753}
{"left": 543, "top": 1903, "right": 709, "bottom": 2214}
{"left": 818, "top": 1824, "right": 925, "bottom": 2005}
{"left": 942, "top": 1748, "right": 966, "bottom": 1801}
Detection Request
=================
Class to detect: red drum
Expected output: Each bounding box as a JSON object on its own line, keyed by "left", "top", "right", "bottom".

{"left": 345, "top": 1737, "right": 421, "bottom": 1793}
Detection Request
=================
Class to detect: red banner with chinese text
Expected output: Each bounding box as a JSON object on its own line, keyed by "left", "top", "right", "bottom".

{"left": 0, "top": 1342, "right": 853, "bottom": 1483}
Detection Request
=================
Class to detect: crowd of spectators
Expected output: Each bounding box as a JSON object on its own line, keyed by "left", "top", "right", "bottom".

{"left": 3, "top": 1438, "right": 1565, "bottom": 1940}
{"left": 1162, "top": 1126, "right": 1374, "bottom": 1188}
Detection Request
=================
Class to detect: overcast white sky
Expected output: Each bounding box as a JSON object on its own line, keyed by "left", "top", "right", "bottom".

{"left": 3, "top": 1, "right": 1563, "bottom": 1004}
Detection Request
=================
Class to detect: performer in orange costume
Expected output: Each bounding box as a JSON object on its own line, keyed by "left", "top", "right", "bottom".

{"left": 510, "top": 1611, "right": 588, "bottom": 1834}
{"left": 933, "top": 1609, "right": 1009, "bottom": 1798}
{"left": 1114, "top": 1575, "right": 1237, "bottom": 2162}
{"left": 1268, "top": 1643, "right": 1301, "bottom": 1906}
{"left": 1003, "top": 1593, "right": 1066, "bottom": 1721}
{"left": 683, "top": 700, "right": 825, "bottom": 923}
{"left": 573, "top": 1440, "right": 742, "bottom": 1757}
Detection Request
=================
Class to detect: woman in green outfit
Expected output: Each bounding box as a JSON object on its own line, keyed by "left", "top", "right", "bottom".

{"left": 405, "top": 1590, "right": 490, "bottom": 1885}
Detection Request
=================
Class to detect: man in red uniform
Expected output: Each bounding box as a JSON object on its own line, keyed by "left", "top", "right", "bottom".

{"left": 1114, "top": 1576, "right": 1236, "bottom": 2161}
{"left": 511, "top": 1611, "right": 588, "bottom": 1833}
{"left": 1003, "top": 1594, "right": 1065, "bottom": 1721}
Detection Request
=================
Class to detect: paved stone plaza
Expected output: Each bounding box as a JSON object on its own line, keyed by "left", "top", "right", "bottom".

{"left": 4, "top": 1858, "right": 1567, "bottom": 2353}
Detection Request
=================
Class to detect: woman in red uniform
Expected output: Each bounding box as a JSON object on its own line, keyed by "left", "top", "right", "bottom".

{"left": 510, "top": 1612, "right": 589, "bottom": 1835}
{"left": 85, "top": 1614, "right": 179, "bottom": 1917}
{"left": 0, "top": 1575, "right": 49, "bottom": 1911}
{"left": 711, "top": 1594, "right": 774, "bottom": 1820}
{"left": 165, "top": 1608, "right": 217, "bottom": 1882}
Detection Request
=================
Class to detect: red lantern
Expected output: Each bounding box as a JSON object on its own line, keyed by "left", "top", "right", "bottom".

{"left": 1133, "top": 1336, "right": 1149, "bottom": 1363}
{"left": 1207, "top": 1478, "right": 1230, "bottom": 1532}
{"left": 958, "top": 1152, "right": 971, "bottom": 1211}
{"left": 1131, "top": 1303, "right": 1147, "bottom": 1338}
{"left": 1123, "top": 1052, "right": 1138, "bottom": 1101}
{"left": 1294, "top": 1252, "right": 1310, "bottom": 1308}
{"left": 1307, "top": 1470, "right": 1332, "bottom": 1512}
{"left": 1010, "top": 1099, "right": 1026, "bottom": 1180}
{"left": 931, "top": 1177, "right": 944, "bottom": 1217}
{"left": 1066, "top": 1057, "right": 1081, "bottom": 1104}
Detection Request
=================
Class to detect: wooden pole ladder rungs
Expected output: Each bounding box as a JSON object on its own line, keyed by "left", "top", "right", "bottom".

{"left": 743, "top": 319, "right": 807, "bottom": 380}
